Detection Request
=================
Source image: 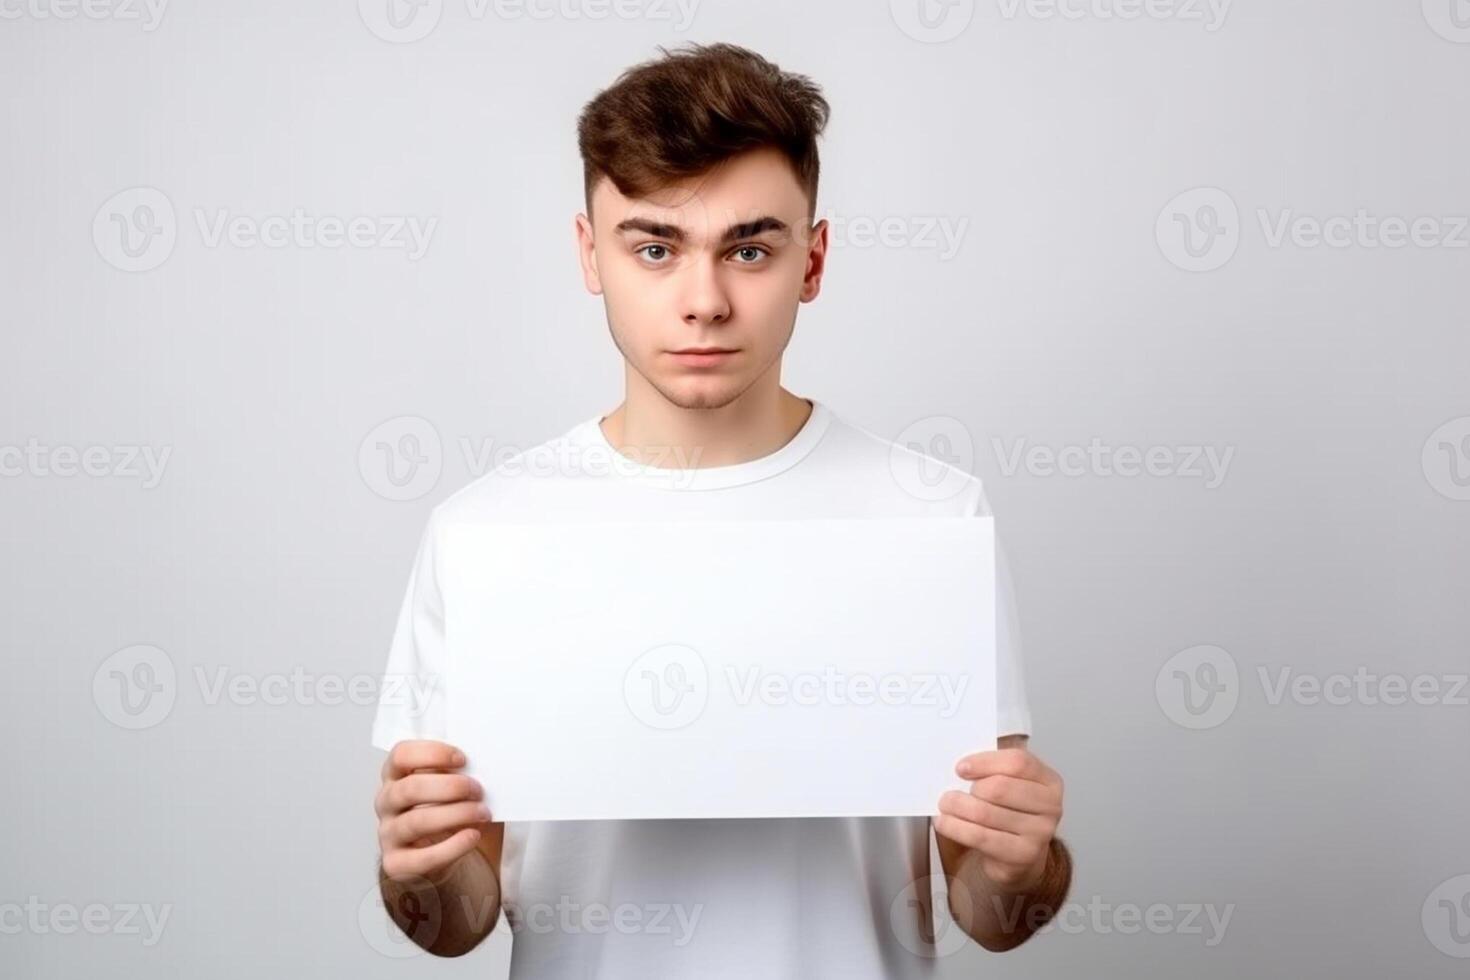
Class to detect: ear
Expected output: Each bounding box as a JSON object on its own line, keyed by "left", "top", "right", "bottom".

{"left": 799, "top": 217, "right": 829, "bottom": 303}
{"left": 574, "top": 212, "right": 602, "bottom": 295}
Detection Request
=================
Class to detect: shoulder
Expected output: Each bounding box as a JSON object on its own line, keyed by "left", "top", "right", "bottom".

{"left": 428, "top": 418, "right": 592, "bottom": 526}
{"left": 821, "top": 407, "right": 993, "bottom": 516}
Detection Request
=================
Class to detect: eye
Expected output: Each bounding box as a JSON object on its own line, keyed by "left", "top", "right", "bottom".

{"left": 730, "top": 244, "right": 769, "bottom": 264}
{"left": 636, "top": 243, "right": 672, "bottom": 264}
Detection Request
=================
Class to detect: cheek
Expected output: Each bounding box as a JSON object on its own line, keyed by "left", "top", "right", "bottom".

{"left": 734, "top": 261, "right": 805, "bottom": 322}
{"left": 600, "top": 264, "right": 665, "bottom": 329}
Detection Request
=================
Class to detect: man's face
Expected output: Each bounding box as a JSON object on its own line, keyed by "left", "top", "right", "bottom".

{"left": 575, "top": 146, "right": 828, "bottom": 411}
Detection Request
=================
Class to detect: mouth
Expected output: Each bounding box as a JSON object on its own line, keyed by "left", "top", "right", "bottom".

{"left": 667, "top": 348, "right": 738, "bottom": 367}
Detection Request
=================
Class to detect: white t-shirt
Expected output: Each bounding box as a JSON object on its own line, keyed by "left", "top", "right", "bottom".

{"left": 371, "top": 398, "right": 1033, "bottom": 979}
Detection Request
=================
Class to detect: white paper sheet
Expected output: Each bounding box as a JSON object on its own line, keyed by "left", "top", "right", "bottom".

{"left": 441, "top": 516, "right": 996, "bottom": 821}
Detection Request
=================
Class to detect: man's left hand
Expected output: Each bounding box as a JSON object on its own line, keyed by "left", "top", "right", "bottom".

{"left": 933, "top": 746, "right": 1064, "bottom": 892}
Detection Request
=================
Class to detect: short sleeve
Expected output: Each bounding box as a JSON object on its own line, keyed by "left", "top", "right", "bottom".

{"left": 968, "top": 482, "right": 1034, "bottom": 738}
{"left": 370, "top": 512, "right": 450, "bottom": 751}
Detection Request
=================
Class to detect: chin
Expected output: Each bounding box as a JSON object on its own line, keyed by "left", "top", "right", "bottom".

{"left": 657, "top": 376, "right": 747, "bottom": 411}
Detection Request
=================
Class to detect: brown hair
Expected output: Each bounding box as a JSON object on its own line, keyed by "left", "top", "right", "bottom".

{"left": 577, "top": 43, "right": 831, "bottom": 218}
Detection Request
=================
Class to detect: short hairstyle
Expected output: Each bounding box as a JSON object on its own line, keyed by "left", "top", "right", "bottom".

{"left": 576, "top": 43, "right": 831, "bottom": 219}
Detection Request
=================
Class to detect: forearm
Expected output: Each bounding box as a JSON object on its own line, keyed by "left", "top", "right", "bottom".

{"left": 938, "top": 834, "right": 1072, "bottom": 952}
{"left": 378, "top": 848, "right": 502, "bottom": 957}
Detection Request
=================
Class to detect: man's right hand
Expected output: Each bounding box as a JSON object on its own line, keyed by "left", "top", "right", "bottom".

{"left": 375, "top": 739, "right": 492, "bottom": 884}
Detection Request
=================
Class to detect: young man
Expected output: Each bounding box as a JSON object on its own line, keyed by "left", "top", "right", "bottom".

{"left": 371, "top": 42, "right": 1070, "bottom": 977}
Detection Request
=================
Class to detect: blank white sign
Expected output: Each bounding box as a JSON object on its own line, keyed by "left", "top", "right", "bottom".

{"left": 441, "top": 516, "right": 996, "bottom": 822}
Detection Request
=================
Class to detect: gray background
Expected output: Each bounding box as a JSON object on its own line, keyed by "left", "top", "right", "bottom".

{"left": 3, "top": 0, "right": 1468, "bottom": 976}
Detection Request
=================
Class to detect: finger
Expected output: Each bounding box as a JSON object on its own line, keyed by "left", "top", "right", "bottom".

{"left": 969, "top": 774, "right": 1061, "bottom": 817}
{"left": 932, "top": 812, "right": 1031, "bottom": 863}
{"left": 383, "top": 740, "right": 466, "bottom": 781}
{"left": 938, "top": 790, "right": 1044, "bottom": 835}
{"left": 377, "top": 772, "right": 482, "bottom": 818}
{"left": 387, "top": 800, "right": 495, "bottom": 847}
{"left": 954, "top": 747, "right": 1053, "bottom": 784}
{"left": 382, "top": 827, "right": 482, "bottom": 881}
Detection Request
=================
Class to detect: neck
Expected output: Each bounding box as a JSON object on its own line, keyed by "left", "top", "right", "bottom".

{"left": 598, "top": 385, "right": 813, "bottom": 471}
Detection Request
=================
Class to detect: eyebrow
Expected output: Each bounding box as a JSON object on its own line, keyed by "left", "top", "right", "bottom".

{"left": 613, "top": 215, "right": 790, "bottom": 246}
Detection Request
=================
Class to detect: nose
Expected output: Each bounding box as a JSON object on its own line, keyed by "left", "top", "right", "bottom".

{"left": 679, "top": 256, "right": 731, "bottom": 327}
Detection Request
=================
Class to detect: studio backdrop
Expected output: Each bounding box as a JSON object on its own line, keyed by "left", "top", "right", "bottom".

{"left": 3, "top": 1, "right": 1467, "bottom": 977}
